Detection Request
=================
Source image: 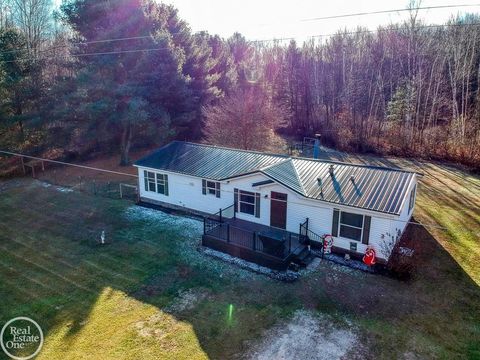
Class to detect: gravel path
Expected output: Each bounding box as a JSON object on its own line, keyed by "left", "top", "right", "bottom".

{"left": 243, "top": 310, "right": 362, "bottom": 360}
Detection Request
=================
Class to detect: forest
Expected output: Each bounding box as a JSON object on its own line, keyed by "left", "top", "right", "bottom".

{"left": 1, "top": 0, "right": 480, "bottom": 169}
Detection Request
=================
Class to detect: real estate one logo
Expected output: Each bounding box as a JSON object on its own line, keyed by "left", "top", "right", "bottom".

{"left": 0, "top": 317, "right": 43, "bottom": 360}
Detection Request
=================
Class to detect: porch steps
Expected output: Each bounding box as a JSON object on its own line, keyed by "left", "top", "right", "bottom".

{"left": 291, "top": 247, "right": 315, "bottom": 268}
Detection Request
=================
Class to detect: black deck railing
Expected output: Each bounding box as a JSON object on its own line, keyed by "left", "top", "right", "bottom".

{"left": 203, "top": 216, "right": 303, "bottom": 261}
{"left": 300, "top": 218, "right": 325, "bottom": 257}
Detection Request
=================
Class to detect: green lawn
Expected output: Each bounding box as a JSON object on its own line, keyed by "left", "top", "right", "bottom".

{"left": 0, "top": 164, "right": 479, "bottom": 359}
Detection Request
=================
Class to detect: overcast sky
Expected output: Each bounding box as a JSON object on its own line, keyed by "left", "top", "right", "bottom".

{"left": 52, "top": 0, "right": 480, "bottom": 41}
{"left": 159, "top": 0, "right": 480, "bottom": 41}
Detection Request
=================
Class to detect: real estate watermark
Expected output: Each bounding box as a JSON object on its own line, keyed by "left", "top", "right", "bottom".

{"left": 1, "top": 317, "right": 43, "bottom": 360}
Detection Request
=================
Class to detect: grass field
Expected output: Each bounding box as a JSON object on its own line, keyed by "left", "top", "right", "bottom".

{"left": 0, "top": 155, "right": 479, "bottom": 359}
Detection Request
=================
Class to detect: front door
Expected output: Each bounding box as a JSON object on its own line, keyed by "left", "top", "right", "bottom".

{"left": 270, "top": 192, "right": 287, "bottom": 229}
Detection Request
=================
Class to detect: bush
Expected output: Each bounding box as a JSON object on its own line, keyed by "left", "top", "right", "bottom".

{"left": 386, "top": 241, "right": 416, "bottom": 280}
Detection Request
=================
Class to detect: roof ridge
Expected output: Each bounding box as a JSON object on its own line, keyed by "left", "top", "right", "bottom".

{"left": 289, "top": 159, "right": 306, "bottom": 196}
{"left": 180, "top": 141, "right": 289, "bottom": 159}
{"left": 169, "top": 141, "right": 421, "bottom": 175}
{"left": 260, "top": 158, "right": 306, "bottom": 196}
{"left": 291, "top": 155, "right": 420, "bottom": 175}
{"left": 259, "top": 158, "right": 291, "bottom": 171}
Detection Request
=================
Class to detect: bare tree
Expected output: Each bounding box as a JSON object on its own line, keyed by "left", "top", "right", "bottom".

{"left": 203, "top": 86, "right": 286, "bottom": 151}
{"left": 8, "top": 0, "right": 52, "bottom": 56}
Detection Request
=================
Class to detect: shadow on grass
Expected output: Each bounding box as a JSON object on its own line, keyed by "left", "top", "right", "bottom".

{"left": 0, "top": 179, "right": 479, "bottom": 359}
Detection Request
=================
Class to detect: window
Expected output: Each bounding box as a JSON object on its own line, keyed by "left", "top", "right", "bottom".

{"left": 339, "top": 211, "right": 364, "bottom": 241}
{"left": 156, "top": 173, "right": 168, "bottom": 195}
{"left": 408, "top": 184, "right": 416, "bottom": 213}
{"left": 144, "top": 170, "right": 169, "bottom": 196}
{"left": 144, "top": 171, "right": 156, "bottom": 192}
{"left": 237, "top": 190, "right": 260, "bottom": 217}
{"left": 206, "top": 181, "right": 216, "bottom": 195}
{"left": 202, "top": 179, "right": 220, "bottom": 198}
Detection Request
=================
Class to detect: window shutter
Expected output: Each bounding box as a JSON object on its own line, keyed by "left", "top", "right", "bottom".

{"left": 164, "top": 174, "right": 169, "bottom": 196}
{"left": 215, "top": 182, "right": 221, "bottom": 198}
{"left": 202, "top": 179, "right": 207, "bottom": 195}
{"left": 255, "top": 193, "right": 261, "bottom": 218}
{"left": 362, "top": 216, "right": 371, "bottom": 245}
{"left": 234, "top": 188, "right": 238, "bottom": 212}
{"left": 143, "top": 170, "right": 148, "bottom": 191}
{"left": 332, "top": 209, "right": 340, "bottom": 237}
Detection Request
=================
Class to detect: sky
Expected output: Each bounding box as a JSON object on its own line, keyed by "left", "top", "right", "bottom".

{"left": 158, "top": 0, "right": 480, "bottom": 42}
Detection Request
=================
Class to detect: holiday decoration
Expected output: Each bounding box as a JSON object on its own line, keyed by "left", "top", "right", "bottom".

{"left": 323, "top": 234, "right": 334, "bottom": 254}
{"left": 363, "top": 246, "right": 376, "bottom": 266}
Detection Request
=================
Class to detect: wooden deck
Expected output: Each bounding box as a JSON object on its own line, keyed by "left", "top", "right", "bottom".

{"left": 202, "top": 216, "right": 306, "bottom": 270}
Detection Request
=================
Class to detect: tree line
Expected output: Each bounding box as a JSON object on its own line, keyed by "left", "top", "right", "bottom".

{"left": 1, "top": 0, "right": 479, "bottom": 169}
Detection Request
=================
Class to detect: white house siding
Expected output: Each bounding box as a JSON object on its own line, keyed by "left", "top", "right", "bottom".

{"left": 137, "top": 167, "right": 233, "bottom": 214}
{"left": 389, "top": 175, "right": 418, "bottom": 243}
{"left": 137, "top": 167, "right": 401, "bottom": 261}
{"left": 228, "top": 174, "right": 395, "bottom": 261}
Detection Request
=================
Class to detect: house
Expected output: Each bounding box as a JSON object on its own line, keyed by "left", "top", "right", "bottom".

{"left": 134, "top": 141, "right": 419, "bottom": 270}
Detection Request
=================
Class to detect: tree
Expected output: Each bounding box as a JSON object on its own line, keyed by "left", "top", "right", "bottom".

{"left": 0, "top": 27, "right": 34, "bottom": 138}
{"left": 8, "top": 0, "right": 53, "bottom": 56}
{"left": 61, "top": 0, "right": 195, "bottom": 164}
{"left": 203, "top": 86, "right": 285, "bottom": 150}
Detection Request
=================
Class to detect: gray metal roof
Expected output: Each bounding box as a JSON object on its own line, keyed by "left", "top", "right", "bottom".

{"left": 135, "top": 141, "right": 287, "bottom": 180}
{"left": 290, "top": 159, "right": 413, "bottom": 215}
{"left": 135, "top": 141, "right": 416, "bottom": 215}
{"left": 262, "top": 159, "right": 305, "bottom": 195}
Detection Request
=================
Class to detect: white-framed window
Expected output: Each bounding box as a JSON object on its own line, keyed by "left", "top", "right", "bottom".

{"left": 202, "top": 179, "right": 220, "bottom": 197}
{"left": 237, "top": 190, "right": 260, "bottom": 217}
{"left": 408, "top": 184, "right": 416, "bottom": 213}
{"left": 144, "top": 170, "right": 169, "bottom": 195}
{"left": 206, "top": 181, "right": 216, "bottom": 195}
{"left": 339, "top": 211, "right": 364, "bottom": 242}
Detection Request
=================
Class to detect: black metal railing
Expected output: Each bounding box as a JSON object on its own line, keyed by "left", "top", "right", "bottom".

{"left": 203, "top": 218, "right": 301, "bottom": 261}
{"left": 299, "top": 217, "right": 325, "bottom": 257}
{"left": 210, "top": 204, "right": 236, "bottom": 223}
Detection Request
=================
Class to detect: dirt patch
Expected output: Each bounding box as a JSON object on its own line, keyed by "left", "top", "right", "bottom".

{"left": 164, "top": 288, "right": 210, "bottom": 313}
{"left": 243, "top": 310, "right": 362, "bottom": 360}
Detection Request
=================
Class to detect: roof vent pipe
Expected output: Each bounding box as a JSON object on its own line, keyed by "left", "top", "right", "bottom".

{"left": 313, "top": 134, "right": 321, "bottom": 159}
{"left": 329, "top": 164, "right": 335, "bottom": 177}
{"left": 317, "top": 177, "right": 323, "bottom": 196}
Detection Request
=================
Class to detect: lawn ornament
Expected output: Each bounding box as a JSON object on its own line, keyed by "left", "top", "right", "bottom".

{"left": 363, "top": 246, "right": 376, "bottom": 266}
{"left": 323, "top": 234, "right": 334, "bottom": 254}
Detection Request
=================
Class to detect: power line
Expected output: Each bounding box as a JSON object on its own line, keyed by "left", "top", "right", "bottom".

{"left": 0, "top": 34, "right": 167, "bottom": 56}
{"left": 251, "top": 22, "right": 480, "bottom": 43}
{"left": 1, "top": 4, "right": 479, "bottom": 56}
{"left": 300, "top": 3, "right": 480, "bottom": 22}
{"left": 0, "top": 150, "right": 137, "bottom": 178}
{"left": 0, "top": 46, "right": 172, "bottom": 64}
{"left": 3, "top": 21, "right": 480, "bottom": 64}
{"left": 0, "top": 149, "right": 448, "bottom": 230}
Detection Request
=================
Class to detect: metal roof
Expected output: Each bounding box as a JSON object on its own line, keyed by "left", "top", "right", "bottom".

{"left": 135, "top": 141, "right": 417, "bottom": 215}
{"left": 290, "top": 159, "right": 414, "bottom": 215}
{"left": 262, "top": 159, "right": 305, "bottom": 195}
{"left": 135, "top": 141, "right": 287, "bottom": 180}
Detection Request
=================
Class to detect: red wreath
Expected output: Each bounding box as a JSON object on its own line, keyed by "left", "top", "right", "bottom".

{"left": 363, "top": 247, "right": 376, "bottom": 266}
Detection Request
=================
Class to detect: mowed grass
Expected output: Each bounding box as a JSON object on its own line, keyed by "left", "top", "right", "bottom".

{"left": 0, "top": 181, "right": 298, "bottom": 360}
{"left": 0, "top": 160, "right": 479, "bottom": 360}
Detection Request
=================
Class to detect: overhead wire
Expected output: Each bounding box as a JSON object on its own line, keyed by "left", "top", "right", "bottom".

{"left": 3, "top": 21, "right": 480, "bottom": 64}
{"left": 1, "top": 3, "right": 480, "bottom": 57}
{"left": 300, "top": 3, "right": 480, "bottom": 22}
{"left": 0, "top": 150, "right": 445, "bottom": 230}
